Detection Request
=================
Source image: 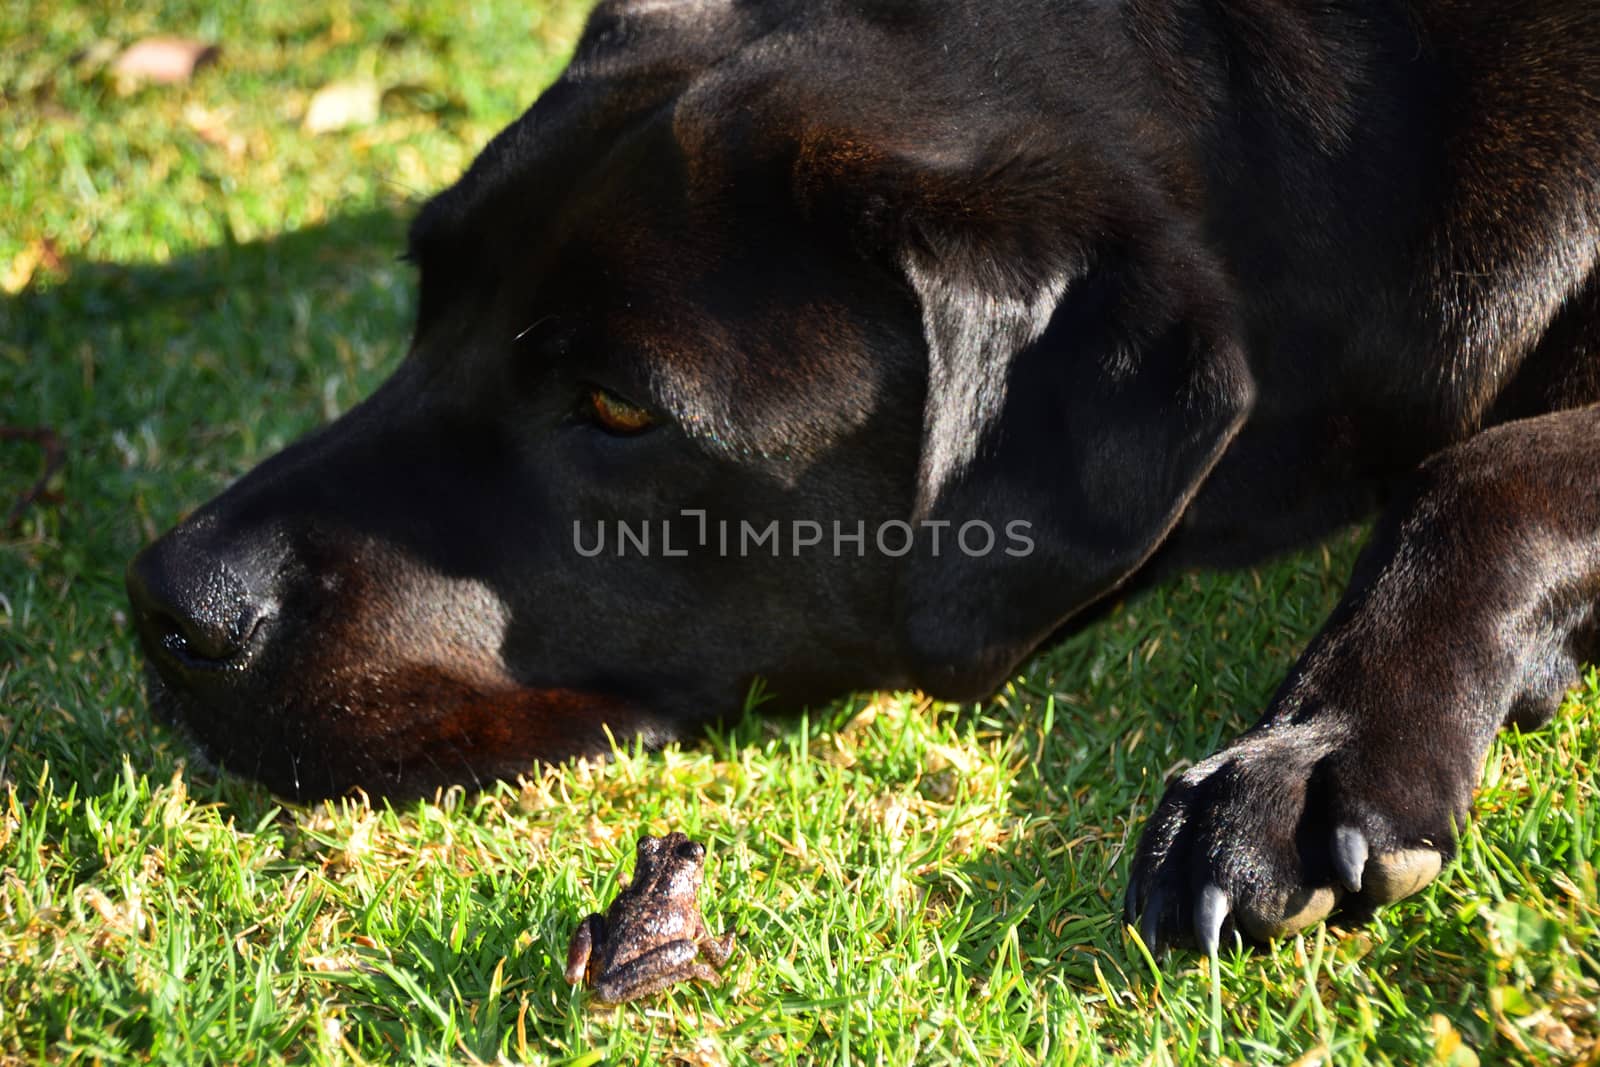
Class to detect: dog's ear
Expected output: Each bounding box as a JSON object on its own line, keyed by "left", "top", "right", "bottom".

{"left": 844, "top": 143, "right": 1255, "bottom": 697}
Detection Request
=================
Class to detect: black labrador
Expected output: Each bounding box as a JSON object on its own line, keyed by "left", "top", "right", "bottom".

{"left": 125, "top": 0, "right": 1600, "bottom": 952}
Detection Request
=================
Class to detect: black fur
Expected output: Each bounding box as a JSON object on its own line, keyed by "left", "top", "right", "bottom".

{"left": 126, "top": 0, "right": 1600, "bottom": 948}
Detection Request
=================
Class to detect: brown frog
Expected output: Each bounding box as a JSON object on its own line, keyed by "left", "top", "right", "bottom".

{"left": 564, "top": 832, "right": 736, "bottom": 1004}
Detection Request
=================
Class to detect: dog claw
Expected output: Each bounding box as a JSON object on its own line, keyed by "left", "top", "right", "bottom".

{"left": 1195, "top": 883, "right": 1228, "bottom": 957}
{"left": 1140, "top": 887, "right": 1166, "bottom": 953}
{"left": 1332, "top": 825, "right": 1368, "bottom": 893}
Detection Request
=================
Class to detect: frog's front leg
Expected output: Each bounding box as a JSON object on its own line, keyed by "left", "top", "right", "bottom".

{"left": 564, "top": 913, "right": 605, "bottom": 986}
{"left": 592, "top": 940, "right": 722, "bottom": 1004}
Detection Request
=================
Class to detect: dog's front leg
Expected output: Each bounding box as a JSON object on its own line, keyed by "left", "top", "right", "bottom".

{"left": 1126, "top": 404, "right": 1600, "bottom": 952}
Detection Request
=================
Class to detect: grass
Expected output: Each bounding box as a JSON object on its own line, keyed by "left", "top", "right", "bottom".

{"left": 2, "top": 1, "right": 1598, "bottom": 1063}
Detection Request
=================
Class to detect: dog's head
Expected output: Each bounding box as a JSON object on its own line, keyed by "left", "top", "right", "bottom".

{"left": 126, "top": 0, "right": 1252, "bottom": 800}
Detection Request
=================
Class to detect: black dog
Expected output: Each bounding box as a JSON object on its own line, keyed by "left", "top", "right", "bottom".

{"left": 126, "top": 0, "right": 1600, "bottom": 952}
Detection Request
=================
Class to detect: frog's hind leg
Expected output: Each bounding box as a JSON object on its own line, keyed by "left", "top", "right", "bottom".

{"left": 592, "top": 940, "right": 718, "bottom": 1004}
{"left": 699, "top": 927, "right": 737, "bottom": 968}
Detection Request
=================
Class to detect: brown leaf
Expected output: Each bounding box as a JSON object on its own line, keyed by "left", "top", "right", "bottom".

{"left": 183, "top": 103, "right": 247, "bottom": 157}
{"left": 2, "top": 237, "right": 64, "bottom": 294}
{"left": 112, "top": 37, "right": 218, "bottom": 87}
{"left": 303, "top": 80, "right": 382, "bottom": 134}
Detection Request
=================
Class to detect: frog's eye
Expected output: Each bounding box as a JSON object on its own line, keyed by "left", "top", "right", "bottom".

{"left": 584, "top": 386, "right": 656, "bottom": 436}
{"left": 676, "top": 840, "right": 703, "bottom": 863}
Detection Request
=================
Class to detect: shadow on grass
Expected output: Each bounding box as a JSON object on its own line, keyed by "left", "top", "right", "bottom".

{"left": 3, "top": 204, "right": 417, "bottom": 544}
{"left": 2, "top": 206, "right": 418, "bottom": 808}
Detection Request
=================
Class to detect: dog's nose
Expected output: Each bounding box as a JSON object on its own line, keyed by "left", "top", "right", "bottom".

{"left": 126, "top": 534, "right": 276, "bottom": 667}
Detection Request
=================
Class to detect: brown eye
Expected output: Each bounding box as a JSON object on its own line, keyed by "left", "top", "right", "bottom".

{"left": 587, "top": 387, "right": 656, "bottom": 435}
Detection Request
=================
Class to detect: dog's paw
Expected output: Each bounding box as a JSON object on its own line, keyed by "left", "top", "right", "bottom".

{"left": 1124, "top": 721, "right": 1455, "bottom": 954}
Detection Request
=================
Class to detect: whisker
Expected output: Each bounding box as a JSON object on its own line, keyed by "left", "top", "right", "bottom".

{"left": 515, "top": 315, "right": 554, "bottom": 342}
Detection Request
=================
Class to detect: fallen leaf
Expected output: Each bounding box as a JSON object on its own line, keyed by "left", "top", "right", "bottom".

{"left": 2, "top": 237, "right": 65, "bottom": 294}
{"left": 303, "top": 80, "right": 382, "bottom": 134}
{"left": 1431, "top": 1014, "right": 1481, "bottom": 1067}
{"left": 112, "top": 37, "right": 218, "bottom": 87}
{"left": 183, "top": 103, "right": 247, "bottom": 157}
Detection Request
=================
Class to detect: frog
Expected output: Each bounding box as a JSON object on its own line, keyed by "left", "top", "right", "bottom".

{"left": 564, "top": 832, "right": 737, "bottom": 1004}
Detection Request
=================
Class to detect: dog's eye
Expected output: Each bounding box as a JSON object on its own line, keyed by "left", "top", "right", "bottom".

{"left": 585, "top": 387, "right": 656, "bottom": 435}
